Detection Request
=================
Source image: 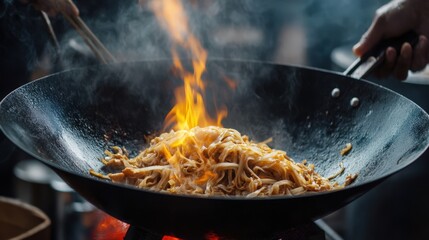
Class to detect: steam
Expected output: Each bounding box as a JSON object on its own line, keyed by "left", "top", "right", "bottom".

{"left": 3, "top": 0, "right": 387, "bottom": 138}
{"left": 47, "top": 0, "right": 386, "bottom": 134}
{"left": 0, "top": 0, "right": 388, "bottom": 79}
{"left": 52, "top": 0, "right": 385, "bottom": 69}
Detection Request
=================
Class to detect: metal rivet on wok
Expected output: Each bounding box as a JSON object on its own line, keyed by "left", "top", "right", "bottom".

{"left": 350, "top": 97, "right": 360, "bottom": 107}
{"left": 331, "top": 88, "right": 340, "bottom": 98}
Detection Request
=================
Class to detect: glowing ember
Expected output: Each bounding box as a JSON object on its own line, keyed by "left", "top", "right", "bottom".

{"left": 205, "top": 233, "right": 221, "bottom": 240}
{"left": 162, "top": 236, "right": 182, "bottom": 240}
{"left": 161, "top": 233, "right": 219, "bottom": 240}
{"left": 93, "top": 212, "right": 221, "bottom": 239}
{"left": 151, "top": 0, "right": 227, "bottom": 130}
{"left": 92, "top": 214, "right": 129, "bottom": 240}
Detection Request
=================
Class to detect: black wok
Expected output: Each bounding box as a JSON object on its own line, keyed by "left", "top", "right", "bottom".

{"left": 1, "top": 59, "right": 429, "bottom": 239}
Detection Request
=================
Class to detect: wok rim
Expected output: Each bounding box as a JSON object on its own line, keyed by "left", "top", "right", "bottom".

{"left": 1, "top": 58, "right": 429, "bottom": 202}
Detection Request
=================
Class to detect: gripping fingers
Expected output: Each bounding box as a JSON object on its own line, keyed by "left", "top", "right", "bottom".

{"left": 375, "top": 47, "right": 397, "bottom": 78}
{"left": 32, "top": 0, "right": 79, "bottom": 16}
{"left": 411, "top": 35, "right": 429, "bottom": 72}
{"left": 394, "top": 43, "right": 413, "bottom": 80}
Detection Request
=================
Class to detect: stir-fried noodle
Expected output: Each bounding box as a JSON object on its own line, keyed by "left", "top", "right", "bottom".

{"left": 90, "top": 126, "right": 356, "bottom": 197}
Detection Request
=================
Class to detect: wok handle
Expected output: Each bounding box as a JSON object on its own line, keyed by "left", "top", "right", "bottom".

{"left": 344, "top": 31, "right": 419, "bottom": 79}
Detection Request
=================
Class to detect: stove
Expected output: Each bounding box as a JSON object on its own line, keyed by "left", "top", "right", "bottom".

{"left": 92, "top": 215, "right": 342, "bottom": 240}
{"left": 124, "top": 222, "right": 327, "bottom": 240}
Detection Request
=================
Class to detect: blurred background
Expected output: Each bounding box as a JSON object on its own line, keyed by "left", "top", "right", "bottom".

{"left": 2, "top": 0, "right": 429, "bottom": 239}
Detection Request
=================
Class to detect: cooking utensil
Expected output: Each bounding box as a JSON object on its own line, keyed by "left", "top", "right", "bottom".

{"left": 39, "top": 11, "right": 60, "bottom": 57}
{"left": 344, "top": 31, "right": 419, "bottom": 79}
{"left": 61, "top": 8, "right": 116, "bottom": 64}
{"left": 0, "top": 33, "right": 427, "bottom": 239}
{"left": 332, "top": 44, "right": 429, "bottom": 85}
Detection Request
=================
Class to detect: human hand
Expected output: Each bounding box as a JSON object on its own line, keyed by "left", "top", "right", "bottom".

{"left": 353, "top": 0, "right": 429, "bottom": 80}
{"left": 24, "top": 0, "right": 79, "bottom": 16}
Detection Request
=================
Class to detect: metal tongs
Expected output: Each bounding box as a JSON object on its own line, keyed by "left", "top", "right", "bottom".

{"left": 344, "top": 31, "right": 419, "bottom": 79}
{"left": 39, "top": 0, "right": 117, "bottom": 64}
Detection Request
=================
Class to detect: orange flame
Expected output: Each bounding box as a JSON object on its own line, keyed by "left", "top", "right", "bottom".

{"left": 143, "top": 3, "right": 229, "bottom": 239}
{"left": 151, "top": 0, "right": 227, "bottom": 130}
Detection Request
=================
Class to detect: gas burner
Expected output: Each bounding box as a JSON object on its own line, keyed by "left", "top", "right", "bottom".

{"left": 124, "top": 227, "right": 163, "bottom": 240}
{"left": 124, "top": 221, "right": 333, "bottom": 240}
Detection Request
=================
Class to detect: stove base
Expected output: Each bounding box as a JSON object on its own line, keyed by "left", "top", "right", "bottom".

{"left": 124, "top": 221, "right": 329, "bottom": 240}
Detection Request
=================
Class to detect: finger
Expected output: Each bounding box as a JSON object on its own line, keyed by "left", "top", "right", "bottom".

{"left": 375, "top": 47, "right": 397, "bottom": 78}
{"left": 64, "top": 0, "right": 79, "bottom": 16}
{"left": 394, "top": 43, "right": 412, "bottom": 80}
{"left": 46, "top": 0, "right": 79, "bottom": 16}
{"left": 30, "top": 0, "right": 54, "bottom": 14}
{"left": 426, "top": 36, "right": 429, "bottom": 62}
{"left": 56, "top": 0, "right": 79, "bottom": 16}
{"left": 41, "top": 0, "right": 57, "bottom": 16}
{"left": 46, "top": 9, "right": 57, "bottom": 16}
{"left": 31, "top": 0, "right": 78, "bottom": 16}
{"left": 411, "top": 35, "right": 428, "bottom": 72}
{"left": 353, "top": 18, "right": 384, "bottom": 57}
